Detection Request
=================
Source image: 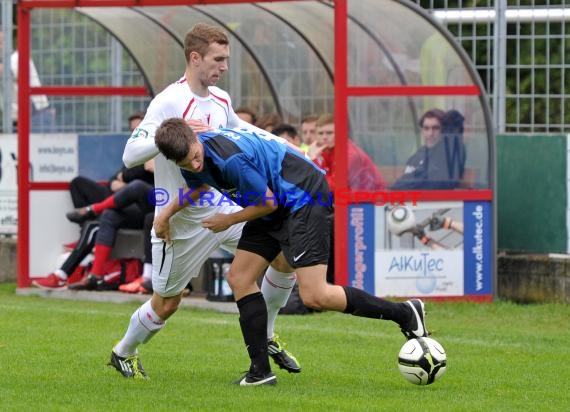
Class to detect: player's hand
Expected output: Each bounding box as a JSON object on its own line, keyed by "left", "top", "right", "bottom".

{"left": 186, "top": 119, "right": 212, "bottom": 134}
{"left": 202, "top": 213, "right": 231, "bottom": 233}
{"left": 429, "top": 216, "right": 451, "bottom": 231}
{"left": 154, "top": 213, "right": 171, "bottom": 242}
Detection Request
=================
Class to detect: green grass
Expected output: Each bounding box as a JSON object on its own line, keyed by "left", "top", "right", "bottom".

{"left": 0, "top": 283, "right": 568, "bottom": 412}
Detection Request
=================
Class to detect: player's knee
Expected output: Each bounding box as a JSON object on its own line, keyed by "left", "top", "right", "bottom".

{"left": 270, "top": 254, "right": 293, "bottom": 272}
{"left": 226, "top": 272, "right": 245, "bottom": 297}
{"left": 298, "top": 289, "right": 326, "bottom": 310}
{"left": 98, "top": 209, "right": 118, "bottom": 226}
{"left": 226, "top": 269, "right": 245, "bottom": 290}
{"left": 226, "top": 269, "right": 257, "bottom": 295}
{"left": 153, "top": 295, "right": 182, "bottom": 319}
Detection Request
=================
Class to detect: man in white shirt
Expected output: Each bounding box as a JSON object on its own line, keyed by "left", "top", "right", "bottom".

{"left": 109, "top": 23, "right": 300, "bottom": 383}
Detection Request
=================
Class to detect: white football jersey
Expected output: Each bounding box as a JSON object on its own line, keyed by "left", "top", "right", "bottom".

{"left": 123, "top": 76, "right": 245, "bottom": 240}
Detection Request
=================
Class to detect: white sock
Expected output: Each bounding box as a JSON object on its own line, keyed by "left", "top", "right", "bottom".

{"left": 261, "top": 267, "right": 296, "bottom": 340}
{"left": 142, "top": 263, "right": 152, "bottom": 280}
{"left": 113, "top": 300, "right": 165, "bottom": 357}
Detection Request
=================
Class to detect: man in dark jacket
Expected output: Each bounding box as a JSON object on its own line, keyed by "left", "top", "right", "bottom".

{"left": 392, "top": 109, "right": 466, "bottom": 190}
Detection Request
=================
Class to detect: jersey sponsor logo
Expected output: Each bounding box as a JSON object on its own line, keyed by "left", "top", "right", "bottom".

{"left": 131, "top": 128, "right": 149, "bottom": 139}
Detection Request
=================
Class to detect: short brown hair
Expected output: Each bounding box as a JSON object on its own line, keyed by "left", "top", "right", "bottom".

{"left": 235, "top": 106, "right": 257, "bottom": 124}
{"left": 419, "top": 109, "right": 445, "bottom": 128}
{"left": 316, "top": 113, "right": 334, "bottom": 128}
{"left": 128, "top": 111, "right": 145, "bottom": 123}
{"left": 155, "top": 118, "right": 196, "bottom": 163}
{"left": 184, "top": 23, "right": 230, "bottom": 62}
{"left": 301, "top": 114, "right": 319, "bottom": 125}
{"left": 256, "top": 113, "right": 282, "bottom": 130}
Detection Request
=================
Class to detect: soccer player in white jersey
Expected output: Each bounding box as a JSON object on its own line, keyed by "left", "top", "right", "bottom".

{"left": 109, "top": 23, "right": 299, "bottom": 380}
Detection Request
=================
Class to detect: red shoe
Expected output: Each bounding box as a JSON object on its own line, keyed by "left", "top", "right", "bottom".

{"left": 33, "top": 273, "right": 67, "bottom": 290}
{"left": 119, "top": 276, "right": 144, "bottom": 293}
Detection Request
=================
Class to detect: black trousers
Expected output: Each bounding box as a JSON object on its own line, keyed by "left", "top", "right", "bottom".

{"left": 96, "top": 180, "right": 154, "bottom": 247}
{"left": 143, "top": 212, "right": 153, "bottom": 265}
{"left": 60, "top": 221, "right": 99, "bottom": 276}
{"left": 69, "top": 176, "right": 111, "bottom": 208}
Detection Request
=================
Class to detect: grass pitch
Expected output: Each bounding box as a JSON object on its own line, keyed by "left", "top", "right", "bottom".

{"left": 0, "top": 283, "right": 568, "bottom": 412}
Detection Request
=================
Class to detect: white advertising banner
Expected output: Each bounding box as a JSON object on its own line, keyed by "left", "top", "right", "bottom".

{"left": 0, "top": 133, "right": 78, "bottom": 233}
{"left": 375, "top": 249, "right": 464, "bottom": 297}
{"left": 30, "top": 133, "right": 78, "bottom": 182}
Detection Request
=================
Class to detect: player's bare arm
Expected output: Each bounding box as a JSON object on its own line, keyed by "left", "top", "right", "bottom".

{"left": 154, "top": 183, "right": 211, "bottom": 241}
{"left": 201, "top": 188, "right": 277, "bottom": 233}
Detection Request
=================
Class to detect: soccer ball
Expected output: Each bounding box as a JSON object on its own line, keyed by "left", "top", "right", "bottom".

{"left": 387, "top": 206, "right": 416, "bottom": 236}
{"left": 398, "top": 337, "right": 447, "bottom": 385}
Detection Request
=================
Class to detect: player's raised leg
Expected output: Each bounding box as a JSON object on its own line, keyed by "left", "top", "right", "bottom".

{"left": 294, "top": 265, "right": 428, "bottom": 339}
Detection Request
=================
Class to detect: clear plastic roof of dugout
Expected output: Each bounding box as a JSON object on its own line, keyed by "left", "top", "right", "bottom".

{"left": 74, "top": 0, "right": 492, "bottom": 189}
{"left": 16, "top": 0, "right": 494, "bottom": 290}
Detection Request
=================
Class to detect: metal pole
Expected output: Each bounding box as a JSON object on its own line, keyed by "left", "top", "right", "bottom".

{"left": 493, "top": 0, "right": 507, "bottom": 134}
{"left": 1, "top": 0, "right": 13, "bottom": 133}
{"left": 334, "top": 0, "right": 348, "bottom": 286}
{"left": 110, "top": 36, "right": 122, "bottom": 132}
{"left": 17, "top": 3, "right": 31, "bottom": 287}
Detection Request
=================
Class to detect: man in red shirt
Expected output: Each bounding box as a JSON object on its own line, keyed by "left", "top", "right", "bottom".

{"left": 313, "top": 113, "right": 386, "bottom": 191}
{"left": 312, "top": 114, "right": 386, "bottom": 285}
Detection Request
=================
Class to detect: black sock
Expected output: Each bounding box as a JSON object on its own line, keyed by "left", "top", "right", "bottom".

{"left": 236, "top": 292, "right": 271, "bottom": 375}
{"left": 342, "top": 286, "right": 409, "bottom": 324}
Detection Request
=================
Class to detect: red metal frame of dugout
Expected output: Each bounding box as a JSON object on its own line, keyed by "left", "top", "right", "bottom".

{"left": 333, "top": 0, "right": 488, "bottom": 292}
{"left": 17, "top": 2, "right": 151, "bottom": 287}
{"left": 17, "top": 0, "right": 488, "bottom": 294}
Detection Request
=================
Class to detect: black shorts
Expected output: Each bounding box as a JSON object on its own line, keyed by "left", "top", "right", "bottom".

{"left": 237, "top": 201, "right": 334, "bottom": 268}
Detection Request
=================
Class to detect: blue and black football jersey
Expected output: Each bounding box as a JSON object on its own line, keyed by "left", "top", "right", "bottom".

{"left": 181, "top": 128, "right": 326, "bottom": 212}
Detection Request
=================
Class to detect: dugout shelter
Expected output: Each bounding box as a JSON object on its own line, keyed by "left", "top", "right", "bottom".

{"left": 15, "top": 0, "right": 495, "bottom": 301}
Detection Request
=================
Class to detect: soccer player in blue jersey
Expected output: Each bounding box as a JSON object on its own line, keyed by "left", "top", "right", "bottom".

{"left": 110, "top": 23, "right": 300, "bottom": 381}
{"left": 154, "top": 119, "right": 430, "bottom": 387}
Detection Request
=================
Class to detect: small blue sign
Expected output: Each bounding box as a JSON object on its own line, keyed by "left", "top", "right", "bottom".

{"left": 463, "top": 201, "right": 492, "bottom": 295}
{"left": 348, "top": 203, "right": 376, "bottom": 294}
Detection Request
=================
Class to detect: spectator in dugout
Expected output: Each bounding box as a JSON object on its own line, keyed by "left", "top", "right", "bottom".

{"left": 309, "top": 113, "right": 386, "bottom": 286}
{"left": 256, "top": 113, "right": 283, "bottom": 133}
{"left": 235, "top": 106, "right": 257, "bottom": 125}
{"left": 271, "top": 123, "right": 302, "bottom": 147}
{"left": 312, "top": 113, "right": 386, "bottom": 191}
{"left": 33, "top": 111, "right": 155, "bottom": 292}
{"left": 391, "top": 108, "right": 466, "bottom": 190}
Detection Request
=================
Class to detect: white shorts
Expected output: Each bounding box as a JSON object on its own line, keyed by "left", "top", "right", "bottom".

{"left": 152, "top": 221, "right": 244, "bottom": 297}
